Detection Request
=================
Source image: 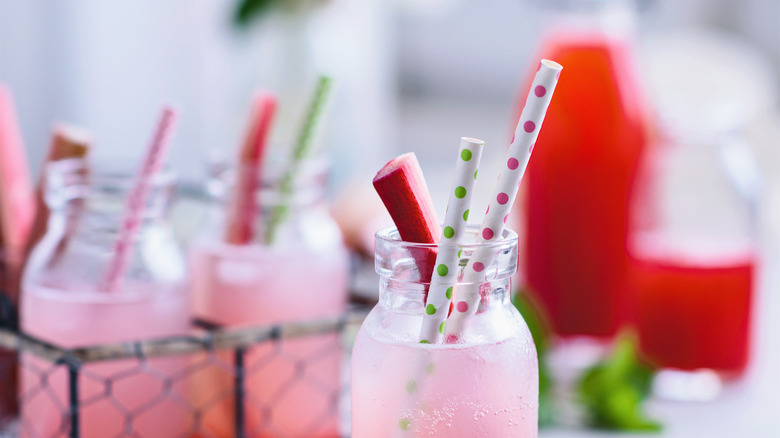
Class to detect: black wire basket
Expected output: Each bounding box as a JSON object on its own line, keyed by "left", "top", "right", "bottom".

{"left": 0, "top": 308, "right": 368, "bottom": 438}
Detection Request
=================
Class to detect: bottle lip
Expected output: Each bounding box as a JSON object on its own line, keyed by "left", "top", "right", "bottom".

{"left": 205, "top": 154, "right": 330, "bottom": 206}
{"left": 374, "top": 225, "right": 519, "bottom": 283}
{"left": 374, "top": 225, "right": 518, "bottom": 251}
{"left": 47, "top": 157, "right": 177, "bottom": 190}
{"left": 45, "top": 157, "right": 176, "bottom": 213}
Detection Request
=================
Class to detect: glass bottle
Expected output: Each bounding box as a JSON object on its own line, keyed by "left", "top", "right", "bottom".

{"left": 520, "top": 0, "right": 650, "bottom": 340}
{"left": 19, "top": 158, "right": 190, "bottom": 437}
{"left": 629, "top": 107, "right": 759, "bottom": 400}
{"left": 351, "top": 227, "right": 538, "bottom": 437}
{"left": 188, "top": 157, "right": 350, "bottom": 437}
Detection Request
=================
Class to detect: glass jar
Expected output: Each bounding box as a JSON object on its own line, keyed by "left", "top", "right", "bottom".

{"left": 351, "top": 227, "right": 538, "bottom": 437}
{"left": 629, "top": 109, "right": 759, "bottom": 400}
{"left": 520, "top": 0, "right": 650, "bottom": 341}
{"left": 188, "top": 157, "right": 349, "bottom": 437}
{"left": 19, "top": 158, "right": 190, "bottom": 437}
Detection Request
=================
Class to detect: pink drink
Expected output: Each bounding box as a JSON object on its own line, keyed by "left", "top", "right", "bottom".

{"left": 190, "top": 239, "right": 349, "bottom": 437}
{"left": 20, "top": 283, "right": 190, "bottom": 438}
{"left": 351, "top": 315, "right": 538, "bottom": 437}
{"left": 352, "top": 227, "right": 538, "bottom": 437}
{"left": 19, "top": 159, "right": 190, "bottom": 437}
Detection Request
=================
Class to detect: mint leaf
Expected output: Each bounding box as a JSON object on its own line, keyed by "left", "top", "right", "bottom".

{"left": 577, "top": 334, "right": 661, "bottom": 432}
{"left": 234, "top": 0, "right": 280, "bottom": 27}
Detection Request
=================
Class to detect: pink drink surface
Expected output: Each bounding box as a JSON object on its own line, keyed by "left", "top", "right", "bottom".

{"left": 351, "top": 317, "right": 538, "bottom": 437}
{"left": 20, "top": 282, "right": 190, "bottom": 438}
{"left": 190, "top": 240, "right": 349, "bottom": 437}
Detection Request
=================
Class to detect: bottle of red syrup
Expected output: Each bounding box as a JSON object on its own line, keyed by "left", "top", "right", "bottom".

{"left": 519, "top": 0, "right": 651, "bottom": 342}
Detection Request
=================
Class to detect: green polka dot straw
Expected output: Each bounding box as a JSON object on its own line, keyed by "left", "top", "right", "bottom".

{"left": 419, "top": 137, "right": 484, "bottom": 344}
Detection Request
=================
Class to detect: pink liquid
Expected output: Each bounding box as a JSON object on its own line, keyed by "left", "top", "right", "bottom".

{"left": 190, "top": 240, "right": 349, "bottom": 437}
{"left": 19, "top": 282, "right": 190, "bottom": 438}
{"left": 351, "top": 316, "right": 538, "bottom": 437}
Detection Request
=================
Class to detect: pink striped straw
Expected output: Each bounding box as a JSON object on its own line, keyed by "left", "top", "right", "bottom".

{"left": 444, "top": 59, "right": 563, "bottom": 340}
{"left": 103, "top": 106, "right": 178, "bottom": 292}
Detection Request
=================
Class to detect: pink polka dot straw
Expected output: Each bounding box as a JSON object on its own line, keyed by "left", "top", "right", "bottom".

{"left": 103, "top": 106, "right": 178, "bottom": 293}
{"left": 420, "top": 137, "right": 485, "bottom": 344}
{"left": 444, "top": 59, "right": 562, "bottom": 341}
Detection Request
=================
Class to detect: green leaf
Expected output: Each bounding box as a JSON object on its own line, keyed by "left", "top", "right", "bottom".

{"left": 577, "top": 334, "right": 661, "bottom": 432}
{"left": 234, "top": 0, "right": 280, "bottom": 27}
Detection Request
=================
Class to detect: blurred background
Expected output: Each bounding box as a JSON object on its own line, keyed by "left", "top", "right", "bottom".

{"left": 1, "top": 0, "right": 779, "bottom": 436}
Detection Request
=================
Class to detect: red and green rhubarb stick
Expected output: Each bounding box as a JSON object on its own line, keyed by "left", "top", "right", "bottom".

{"left": 373, "top": 152, "right": 441, "bottom": 285}
{"left": 224, "top": 92, "right": 277, "bottom": 245}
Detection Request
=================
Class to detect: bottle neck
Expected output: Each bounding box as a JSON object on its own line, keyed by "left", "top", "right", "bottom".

{"left": 374, "top": 226, "right": 518, "bottom": 313}
{"left": 378, "top": 277, "right": 512, "bottom": 314}
{"left": 45, "top": 159, "right": 175, "bottom": 239}
{"left": 542, "top": 0, "right": 638, "bottom": 40}
{"left": 207, "top": 157, "right": 329, "bottom": 212}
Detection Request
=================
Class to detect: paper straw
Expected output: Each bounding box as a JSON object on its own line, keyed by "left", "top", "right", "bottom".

{"left": 444, "top": 59, "right": 562, "bottom": 340}
{"left": 419, "top": 137, "right": 484, "bottom": 344}
{"left": 224, "top": 92, "right": 277, "bottom": 244}
{"left": 266, "top": 75, "right": 333, "bottom": 243}
{"left": 103, "top": 106, "right": 178, "bottom": 293}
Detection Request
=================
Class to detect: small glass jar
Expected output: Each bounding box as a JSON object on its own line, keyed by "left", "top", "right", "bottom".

{"left": 19, "top": 158, "right": 190, "bottom": 437}
{"left": 629, "top": 109, "right": 759, "bottom": 400}
{"left": 188, "top": 157, "right": 349, "bottom": 437}
{"left": 351, "top": 227, "right": 538, "bottom": 437}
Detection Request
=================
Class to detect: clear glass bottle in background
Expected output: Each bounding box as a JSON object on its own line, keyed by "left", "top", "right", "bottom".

{"left": 351, "top": 227, "right": 538, "bottom": 437}
{"left": 629, "top": 106, "right": 760, "bottom": 401}
{"left": 19, "top": 158, "right": 190, "bottom": 437}
{"left": 519, "top": 0, "right": 651, "bottom": 343}
{"left": 188, "top": 157, "right": 349, "bottom": 437}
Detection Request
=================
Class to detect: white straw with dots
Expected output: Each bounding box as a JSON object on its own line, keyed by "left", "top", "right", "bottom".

{"left": 444, "top": 59, "right": 562, "bottom": 340}
{"left": 420, "top": 137, "right": 484, "bottom": 344}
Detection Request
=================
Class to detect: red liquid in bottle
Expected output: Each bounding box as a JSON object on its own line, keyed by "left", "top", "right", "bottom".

{"left": 522, "top": 34, "right": 649, "bottom": 338}
{"left": 632, "top": 245, "right": 754, "bottom": 375}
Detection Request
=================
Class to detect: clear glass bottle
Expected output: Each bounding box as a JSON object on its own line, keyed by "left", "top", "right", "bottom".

{"left": 188, "top": 157, "right": 349, "bottom": 437}
{"left": 19, "top": 158, "right": 190, "bottom": 437}
{"left": 629, "top": 108, "right": 759, "bottom": 400}
{"left": 351, "top": 227, "right": 538, "bottom": 437}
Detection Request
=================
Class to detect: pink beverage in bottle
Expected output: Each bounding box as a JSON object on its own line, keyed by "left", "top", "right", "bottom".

{"left": 19, "top": 159, "right": 191, "bottom": 438}
{"left": 351, "top": 228, "right": 538, "bottom": 437}
{"left": 189, "top": 159, "right": 349, "bottom": 437}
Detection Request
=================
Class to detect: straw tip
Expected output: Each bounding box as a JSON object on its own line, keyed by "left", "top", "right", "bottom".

{"left": 252, "top": 91, "right": 278, "bottom": 105}
{"left": 460, "top": 137, "right": 485, "bottom": 147}
{"left": 540, "top": 59, "right": 563, "bottom": 71}
{"left": 157, "top": 105, "right": 179, "bottom": 125}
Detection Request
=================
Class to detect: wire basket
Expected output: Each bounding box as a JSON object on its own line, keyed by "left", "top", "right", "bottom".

{"left": 0, "top": 308, "right": 368, "bottom": 438}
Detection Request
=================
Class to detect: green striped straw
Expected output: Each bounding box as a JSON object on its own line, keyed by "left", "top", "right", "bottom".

{"left": 265, "top": 75, "right": 333, "bottom": 243}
